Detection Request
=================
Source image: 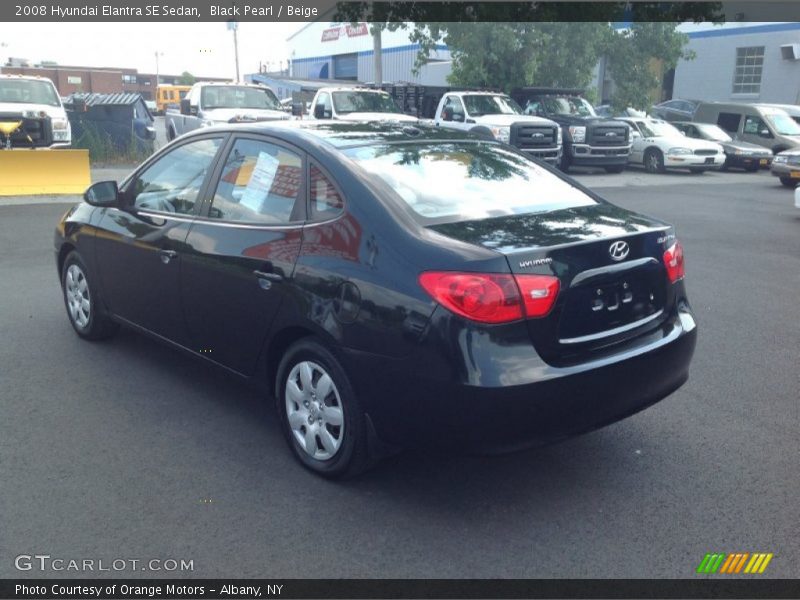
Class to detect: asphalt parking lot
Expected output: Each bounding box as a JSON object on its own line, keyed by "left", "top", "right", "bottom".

{"left": 1, "top": 168, "right": 798, "bottom": 579}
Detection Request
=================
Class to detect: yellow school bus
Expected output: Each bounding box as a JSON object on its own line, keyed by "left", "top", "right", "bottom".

{"left": 155, "top": 85, "right": 192, "bottom": 114}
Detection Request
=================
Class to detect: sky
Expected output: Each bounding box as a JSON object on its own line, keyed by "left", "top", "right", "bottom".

{"left": 0, "top": 22, "right": 306, "bottom": 78}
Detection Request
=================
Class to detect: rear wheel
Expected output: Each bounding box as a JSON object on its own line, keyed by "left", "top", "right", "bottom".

{"left": 780, "top": 177, "right": 797, "bottom": 188}
{"left": 276, "top": 339, "right": 370, "bottom": 479}
{"left": 603, "top": 165, "right": 625, "bottom": 174}
{"left": 644, "top": 148, "right": 665, "bottom": 173}
{"left": 61, "top": 251, "right": 118, "bottom": 340}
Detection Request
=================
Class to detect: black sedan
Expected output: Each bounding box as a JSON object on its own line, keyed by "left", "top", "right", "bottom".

{"left": 673, "top": 121, "right": 773, "bottom": 171}
{"left": 55, "top": 122, "right": 697, "bottom": 478}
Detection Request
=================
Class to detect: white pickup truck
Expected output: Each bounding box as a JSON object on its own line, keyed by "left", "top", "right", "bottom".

{"left": 166, "top": 82, "right": 288, "bottom": 141}
{"left": 0, "top": 74, "right": 71, "bottom": 148}
{"left": 433, "top": 91, "right": 562, "bottom": 166}
{"left": 309, "top": 87, "right": 418, "bottom": 123}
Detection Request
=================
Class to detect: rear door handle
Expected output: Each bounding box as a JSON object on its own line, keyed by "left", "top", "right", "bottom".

{"left": 159, "top": 249, "right": 178, "bottom": 264}
{"left": 253, "top": 270, "right": 283, "bottom": 282}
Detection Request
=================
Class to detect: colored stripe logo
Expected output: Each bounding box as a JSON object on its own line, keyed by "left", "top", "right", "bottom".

{"left": 696, "top": 553, "right": 773, "bottom": 574}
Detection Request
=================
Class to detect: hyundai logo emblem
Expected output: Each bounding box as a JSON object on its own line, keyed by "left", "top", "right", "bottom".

{"left": 609, "top": 241, "right": 630, "bottom": 261}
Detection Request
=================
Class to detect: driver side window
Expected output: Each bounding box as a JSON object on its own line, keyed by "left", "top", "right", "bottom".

{"left": 132, "top": 138, "right": 222, "bottom": 214}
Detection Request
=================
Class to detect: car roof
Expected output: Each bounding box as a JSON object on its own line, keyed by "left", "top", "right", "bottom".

{"left": 187, "top": 120, "right": 490, "bottom": 149}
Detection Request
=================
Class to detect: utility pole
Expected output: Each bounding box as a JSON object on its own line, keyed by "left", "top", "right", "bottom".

{"left": 227, "top": 20, "right": 240, "bottom": 82}
{"left": 154, "top": 51, "right": 164, "bottom": 86}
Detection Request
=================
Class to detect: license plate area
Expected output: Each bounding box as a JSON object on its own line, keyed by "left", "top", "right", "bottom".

{"left": 704, "top": 157, "right": 714, "bottom": 164}
{"left": 557, "top": 265, "right": 666, "bottom": 345}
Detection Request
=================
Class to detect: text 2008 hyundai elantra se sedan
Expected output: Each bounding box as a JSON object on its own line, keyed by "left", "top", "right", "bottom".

{"left": 55, "top": 122, "right": 697, "bottom": 478}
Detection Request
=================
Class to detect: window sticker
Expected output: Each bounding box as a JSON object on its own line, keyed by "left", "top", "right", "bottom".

{"left": 239, "top": 151, "right": 279, "bottom": 213}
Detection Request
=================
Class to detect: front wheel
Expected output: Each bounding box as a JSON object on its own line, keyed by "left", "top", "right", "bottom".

{"left": 276, "top": 339, "right": 370, "bottom": 478}
{"left": 644, "top": 148, "right": 665, "bottom": 173}
{"left": 780, "top": 177, "right": 797, "bottom": 188}
{"left": 61, "top": 251, "right": 119, "bottom": 340}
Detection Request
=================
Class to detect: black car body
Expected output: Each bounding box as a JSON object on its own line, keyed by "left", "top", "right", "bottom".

{"left": 651, "top": 99, "right": 700, "bottom": 122}
{"left": 55, "top": 122, "right": 697, "bottom": 477}
{"left": 512, "top": 88, "right": 631, "bottom": 172}
{"left": 673, "top": 121, "right": 773, "bottom": 171}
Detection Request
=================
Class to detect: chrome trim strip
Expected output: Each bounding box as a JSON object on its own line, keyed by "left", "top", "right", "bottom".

{"left": 570, "top": 257, "right": 658, "bottom": 288}
{"left": 559, "top": 309, "right": 664, "bottom": 345}
{"left": 135, "top": 211, "right": 338, "bottom": 230}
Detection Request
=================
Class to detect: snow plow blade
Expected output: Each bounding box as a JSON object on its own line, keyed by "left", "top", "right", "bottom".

{"left": 0, "top": 149, "right": 91, "bottom": 196}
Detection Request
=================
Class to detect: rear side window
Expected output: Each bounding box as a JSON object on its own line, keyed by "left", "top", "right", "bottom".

{"left": 309, "top": 164, "right": 343, "bottom": 220}
{"left": 344, "top": 142, "right": 596, "bottom": 224}
{"left": 209, "top": 138, "right": 303, "bottom": 224}
{"left": 717, "top": 112, "right": 742, "bottom": 134}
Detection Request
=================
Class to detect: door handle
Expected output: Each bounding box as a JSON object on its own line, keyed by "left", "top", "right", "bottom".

{"left": 253, "top": 270, "right": 283, "bottom": 282}
{"left": 159, "top": 249, "right": 178, "bottom": 264}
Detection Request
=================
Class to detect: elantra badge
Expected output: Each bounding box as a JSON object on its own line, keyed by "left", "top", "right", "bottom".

{"left": 609, "top": 241, "right": 629, "bottom": 261}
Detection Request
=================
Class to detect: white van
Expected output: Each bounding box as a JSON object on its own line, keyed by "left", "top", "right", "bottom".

{"left": 693, "top": 102, "right": 800, "bottom": 153}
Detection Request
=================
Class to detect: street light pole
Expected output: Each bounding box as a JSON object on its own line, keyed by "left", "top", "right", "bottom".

{"left": 154, "top": 51, "right": 164, "bottom": 86}
{"left": 227, "top": 20, "right": 240, "bottom": 82}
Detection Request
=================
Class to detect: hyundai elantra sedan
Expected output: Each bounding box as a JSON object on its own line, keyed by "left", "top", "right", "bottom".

{"left": 55, "top": 122, "right": 697, "bottom": 478}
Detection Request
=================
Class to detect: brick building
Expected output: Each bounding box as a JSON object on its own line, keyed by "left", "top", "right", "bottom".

{"left": 0, "top": 63, "right": 227, "bottom": 98}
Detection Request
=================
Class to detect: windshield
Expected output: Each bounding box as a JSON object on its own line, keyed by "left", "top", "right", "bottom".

{"left": 765, "top": 113, "right": 800, "bottom": 136}
{"left": 696, "top": 124, "right": 732, "bottom": 142}
{"left": 332, "top": 91, "right": 401, "bottom": 114}
{"left": 0, "top": 79, "right": 61, "bottom": 107}
{"left": 528, "top": 96, "right": 596, "bottom": 117}
{"left": 462, "top": 94, "right": 523, "bottom": 116}
{"left": 343, "top": 142, "right": 596, "bottom": 224}
{"left": 638, "top": 120, "right": 683, "bottom": 138}
{"left": 201, "top": 86, "right": 280, "bottom": 110}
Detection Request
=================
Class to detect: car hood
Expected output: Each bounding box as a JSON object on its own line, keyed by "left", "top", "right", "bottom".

{"left": 472, "top": 114, "right": 555, "bottom": 127}
{"left": 720, "top": 140, "right": 772, "bottom": 154}
{"left": 202, "top": 108, "right": 289, "bottom": 122}
{"left": 647, "top": 135, "right": 722, "bottom": 152}
{"left": 336, "top": 112, "right": 418, "bottom": 123}
{"left": 0, "top": 102, "right": 66, "bottom": 118}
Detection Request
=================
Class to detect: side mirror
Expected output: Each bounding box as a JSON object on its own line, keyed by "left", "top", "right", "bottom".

{"left": 314, "top": 104, "right": 328, "bottom": 119}
{"left": 291, "top": 102, "right": 303, "bottom": 117}
{"left": 180, "top": 98, "right": 191, "bottom": 115}
{"left": 84, "top": 181, "right": 119, "bottom": 207}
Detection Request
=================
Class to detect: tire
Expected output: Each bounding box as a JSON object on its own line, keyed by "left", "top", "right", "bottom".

{"left": 61, "top": 251, "right": 119, "bottom": 341}
{"left": 779, "top": 177, "right": 797, "bottom": 188}
{"left": 603, "top": 165, "right": 625, "bottom": 174}
{"left": 276, "top": 338, "right": 370, "bottom": 479}
{"left": 644, "top": 148, "right": 665, "bottom": 173}
{"left": 469, "top": 126, "right": 495, "bottom": 141}
{"left": 745, "top": 164, "right": 760, "bottom": 173}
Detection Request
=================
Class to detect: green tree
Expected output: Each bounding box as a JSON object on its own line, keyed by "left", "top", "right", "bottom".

{"left": 178, "top": 71, "right": 196, "bottom": 85}
{"left": 603, "top": 23, "right": 696, "bottom": 111}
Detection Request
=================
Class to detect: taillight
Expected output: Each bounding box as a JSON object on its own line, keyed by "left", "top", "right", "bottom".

{"left": 663, "top": 241, "right": 685, "bottom": 283}
{"left": 418, "top": 272, "right": 559, "bottom": 324}
{"left": 515, "top": 275, "right": 561, "bottom": 317}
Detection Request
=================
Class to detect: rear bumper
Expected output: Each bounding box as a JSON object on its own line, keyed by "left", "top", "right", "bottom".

{"left": 345, "top": 304, "right": 697, "bottom": 452}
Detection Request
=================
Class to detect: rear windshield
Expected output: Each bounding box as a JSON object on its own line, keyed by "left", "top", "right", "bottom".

{"left": 332, "top": 91, "right": 401, "bottom": 115}
{"left": 343, "top": 142, "right": 597, "bottom": 223}
{"left": 0, "top": 79, "right": 61, "bottom": 107}
{"left": 201, "top": 86, "right": 280, "bottom": 111}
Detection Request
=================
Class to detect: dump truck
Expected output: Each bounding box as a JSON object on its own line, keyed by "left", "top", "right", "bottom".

{"left": 0, "top": 74, "right": 90, "bottom": 196}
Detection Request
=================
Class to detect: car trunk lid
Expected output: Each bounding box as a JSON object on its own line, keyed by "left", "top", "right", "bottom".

{"left": 428, "top": 203, "right": 674, "bottom": 365}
